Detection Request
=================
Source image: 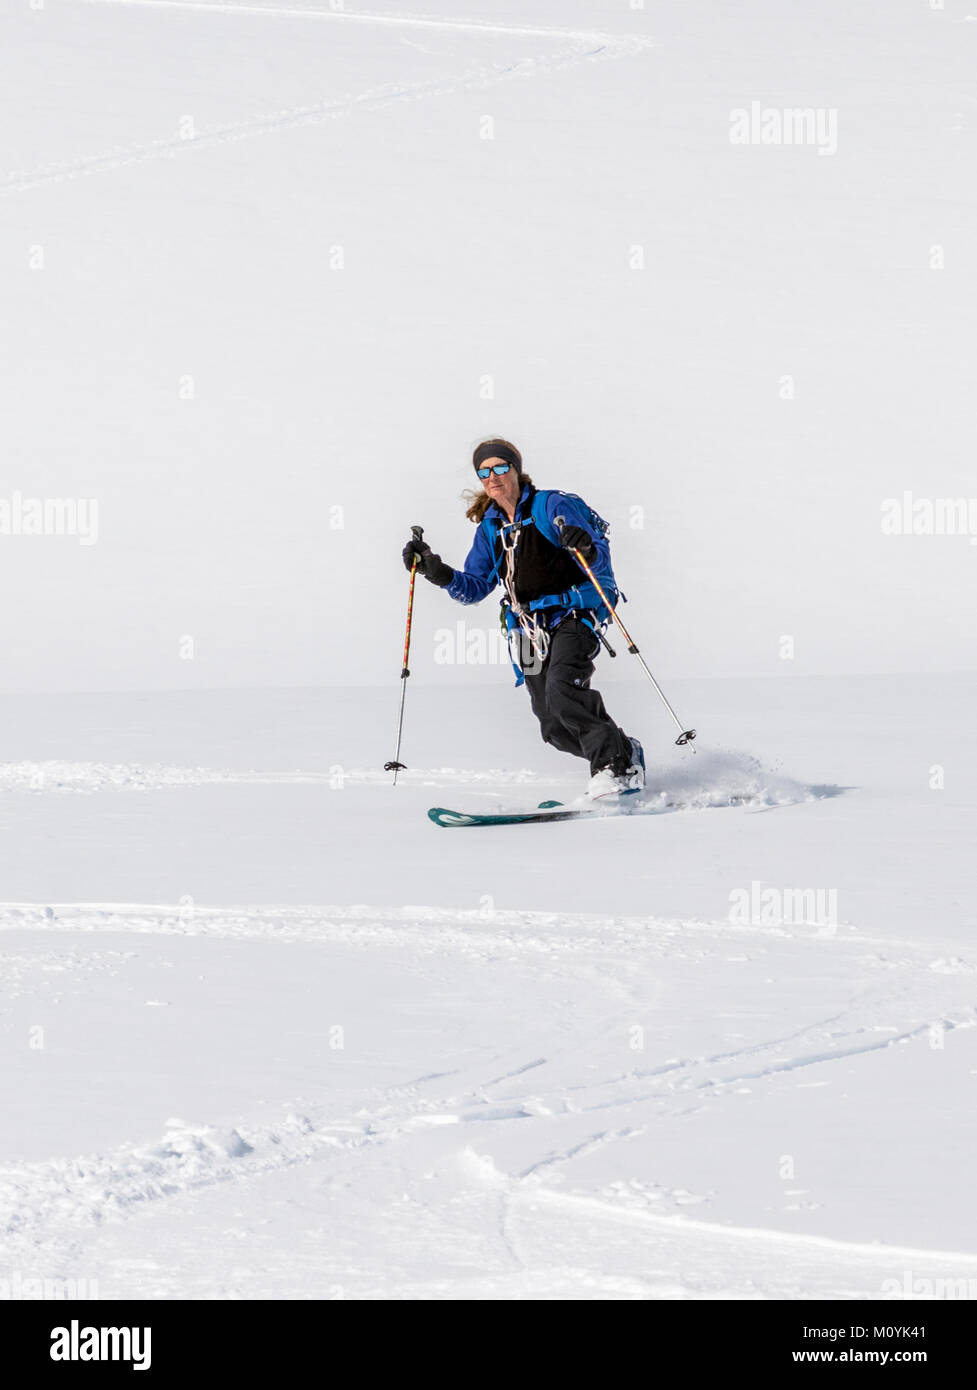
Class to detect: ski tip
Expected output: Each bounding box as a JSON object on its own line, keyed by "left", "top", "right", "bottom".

{"left": 428, "top": 807, "right": 478, "bottom": 828}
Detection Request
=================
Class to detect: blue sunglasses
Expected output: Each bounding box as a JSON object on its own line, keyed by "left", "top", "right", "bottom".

{"left": 476, "top": 462, "right": 513, "bottom": 479}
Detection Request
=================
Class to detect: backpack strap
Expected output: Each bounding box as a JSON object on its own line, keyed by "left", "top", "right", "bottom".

{"left": 530, "top": 489, "right": 611, "bottom": 546}
{"left": 529, "top": 489, "right": 559, "bottom": 547}
{"left": 481, "top": 488, "right": 538, "bottom": 583}
{"left": 479, "top": 513, "right": 507, "bottom": 585}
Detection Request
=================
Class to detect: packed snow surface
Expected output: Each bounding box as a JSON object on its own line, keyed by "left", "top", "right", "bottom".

{"left": 1, "top": 676, "right": 975, "bottom": 1299}
{"left": 3, "top": 0, "right": 975, "bottom": 1302}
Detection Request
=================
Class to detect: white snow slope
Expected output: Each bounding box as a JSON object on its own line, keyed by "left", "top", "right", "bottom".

{"left": 1, "top": 675, "right": 976, "bottom": 1299}
{"left": 3, "top": 0, "right": 976, "bottom": 690}
{"left": 2, "top": 0, "right": 976, "bottom": 1303}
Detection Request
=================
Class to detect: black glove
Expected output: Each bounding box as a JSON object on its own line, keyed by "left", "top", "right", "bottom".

{"left": 559, "top": 524, "right": 597, "bottom": 565}
{"left": 402, "top": 535, "right": 453, "bottom": 588}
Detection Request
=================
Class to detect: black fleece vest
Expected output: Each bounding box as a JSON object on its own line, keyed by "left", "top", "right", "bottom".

{"left": 494, "top": 490, "right": 582, "bottom": 604}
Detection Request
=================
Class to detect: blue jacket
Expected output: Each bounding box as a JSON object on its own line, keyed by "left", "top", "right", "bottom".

{"left": 445, "top": 486, "right": 617, "bottom": 683}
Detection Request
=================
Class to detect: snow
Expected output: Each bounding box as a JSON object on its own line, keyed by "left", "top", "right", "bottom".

{"left": 2, "top": 0, "right": 976, "bottom": 1301}
{"left": 2, "top": 675, "right": 976, "bottom": 1298}
{"left": 4, "top": 0, "right": 976, "bottom": 690}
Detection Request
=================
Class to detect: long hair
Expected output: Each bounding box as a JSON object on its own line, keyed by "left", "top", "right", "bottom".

{"left": 462, "top": 438, "right": 531, "bottom": 522}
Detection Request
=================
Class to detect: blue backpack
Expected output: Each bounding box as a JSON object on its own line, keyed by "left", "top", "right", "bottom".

{"left": 480, "top": 488, "right": 618, "bottom": 610}
{"left": 529, "top": 489, "right": 610, "bottom": 551}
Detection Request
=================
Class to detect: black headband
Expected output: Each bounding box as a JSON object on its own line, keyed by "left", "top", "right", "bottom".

{"left": 473, "top": 442, "right": 521, "bottom": 472}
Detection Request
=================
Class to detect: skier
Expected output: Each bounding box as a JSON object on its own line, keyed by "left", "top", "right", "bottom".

{"left": 402, "top": 439, "right": 644, "bottom": 799}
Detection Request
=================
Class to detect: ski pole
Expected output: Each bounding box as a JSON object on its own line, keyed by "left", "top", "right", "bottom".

{"left": 384, "top": 524, "right": 423, "bottom": 783}
{"left": 554, "top": 515, "right": 696, "bottom": 748}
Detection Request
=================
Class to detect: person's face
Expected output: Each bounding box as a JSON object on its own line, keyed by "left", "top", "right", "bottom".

{"left": 478, "top": 460, "right": 521, "bottom": 512}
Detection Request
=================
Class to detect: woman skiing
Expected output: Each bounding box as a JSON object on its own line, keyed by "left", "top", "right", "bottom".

{"left": 402, "top": 439, "right": 644, "bottom": 799}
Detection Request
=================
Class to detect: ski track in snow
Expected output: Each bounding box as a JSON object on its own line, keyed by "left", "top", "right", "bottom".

{"left": 70, "top": 0, "right": 652, "bottom": 43}
{"left": 8, "top": 1099, "right": 977, "bottom": 1300}
{"left": 3, "top": 996, "right": 977, "bottom": 1298}
{"left": 1, "top": 898, "right": 896, "bottom": 950}
{"left": 0, "top": 760, "right": 556, "bottom": 793}
{"left": 2, "top": 895, "right": 975, "bottom": 1296}
{"left": 2, "top": 5, "right": 651, "bottom": 196}
{"left": 0, "top": 750, "right": 841, "bottom": 813}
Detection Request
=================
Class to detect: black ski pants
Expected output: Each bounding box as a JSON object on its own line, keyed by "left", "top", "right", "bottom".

{"left": 522, "top": 615, "right": 631, "bottom": 775}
